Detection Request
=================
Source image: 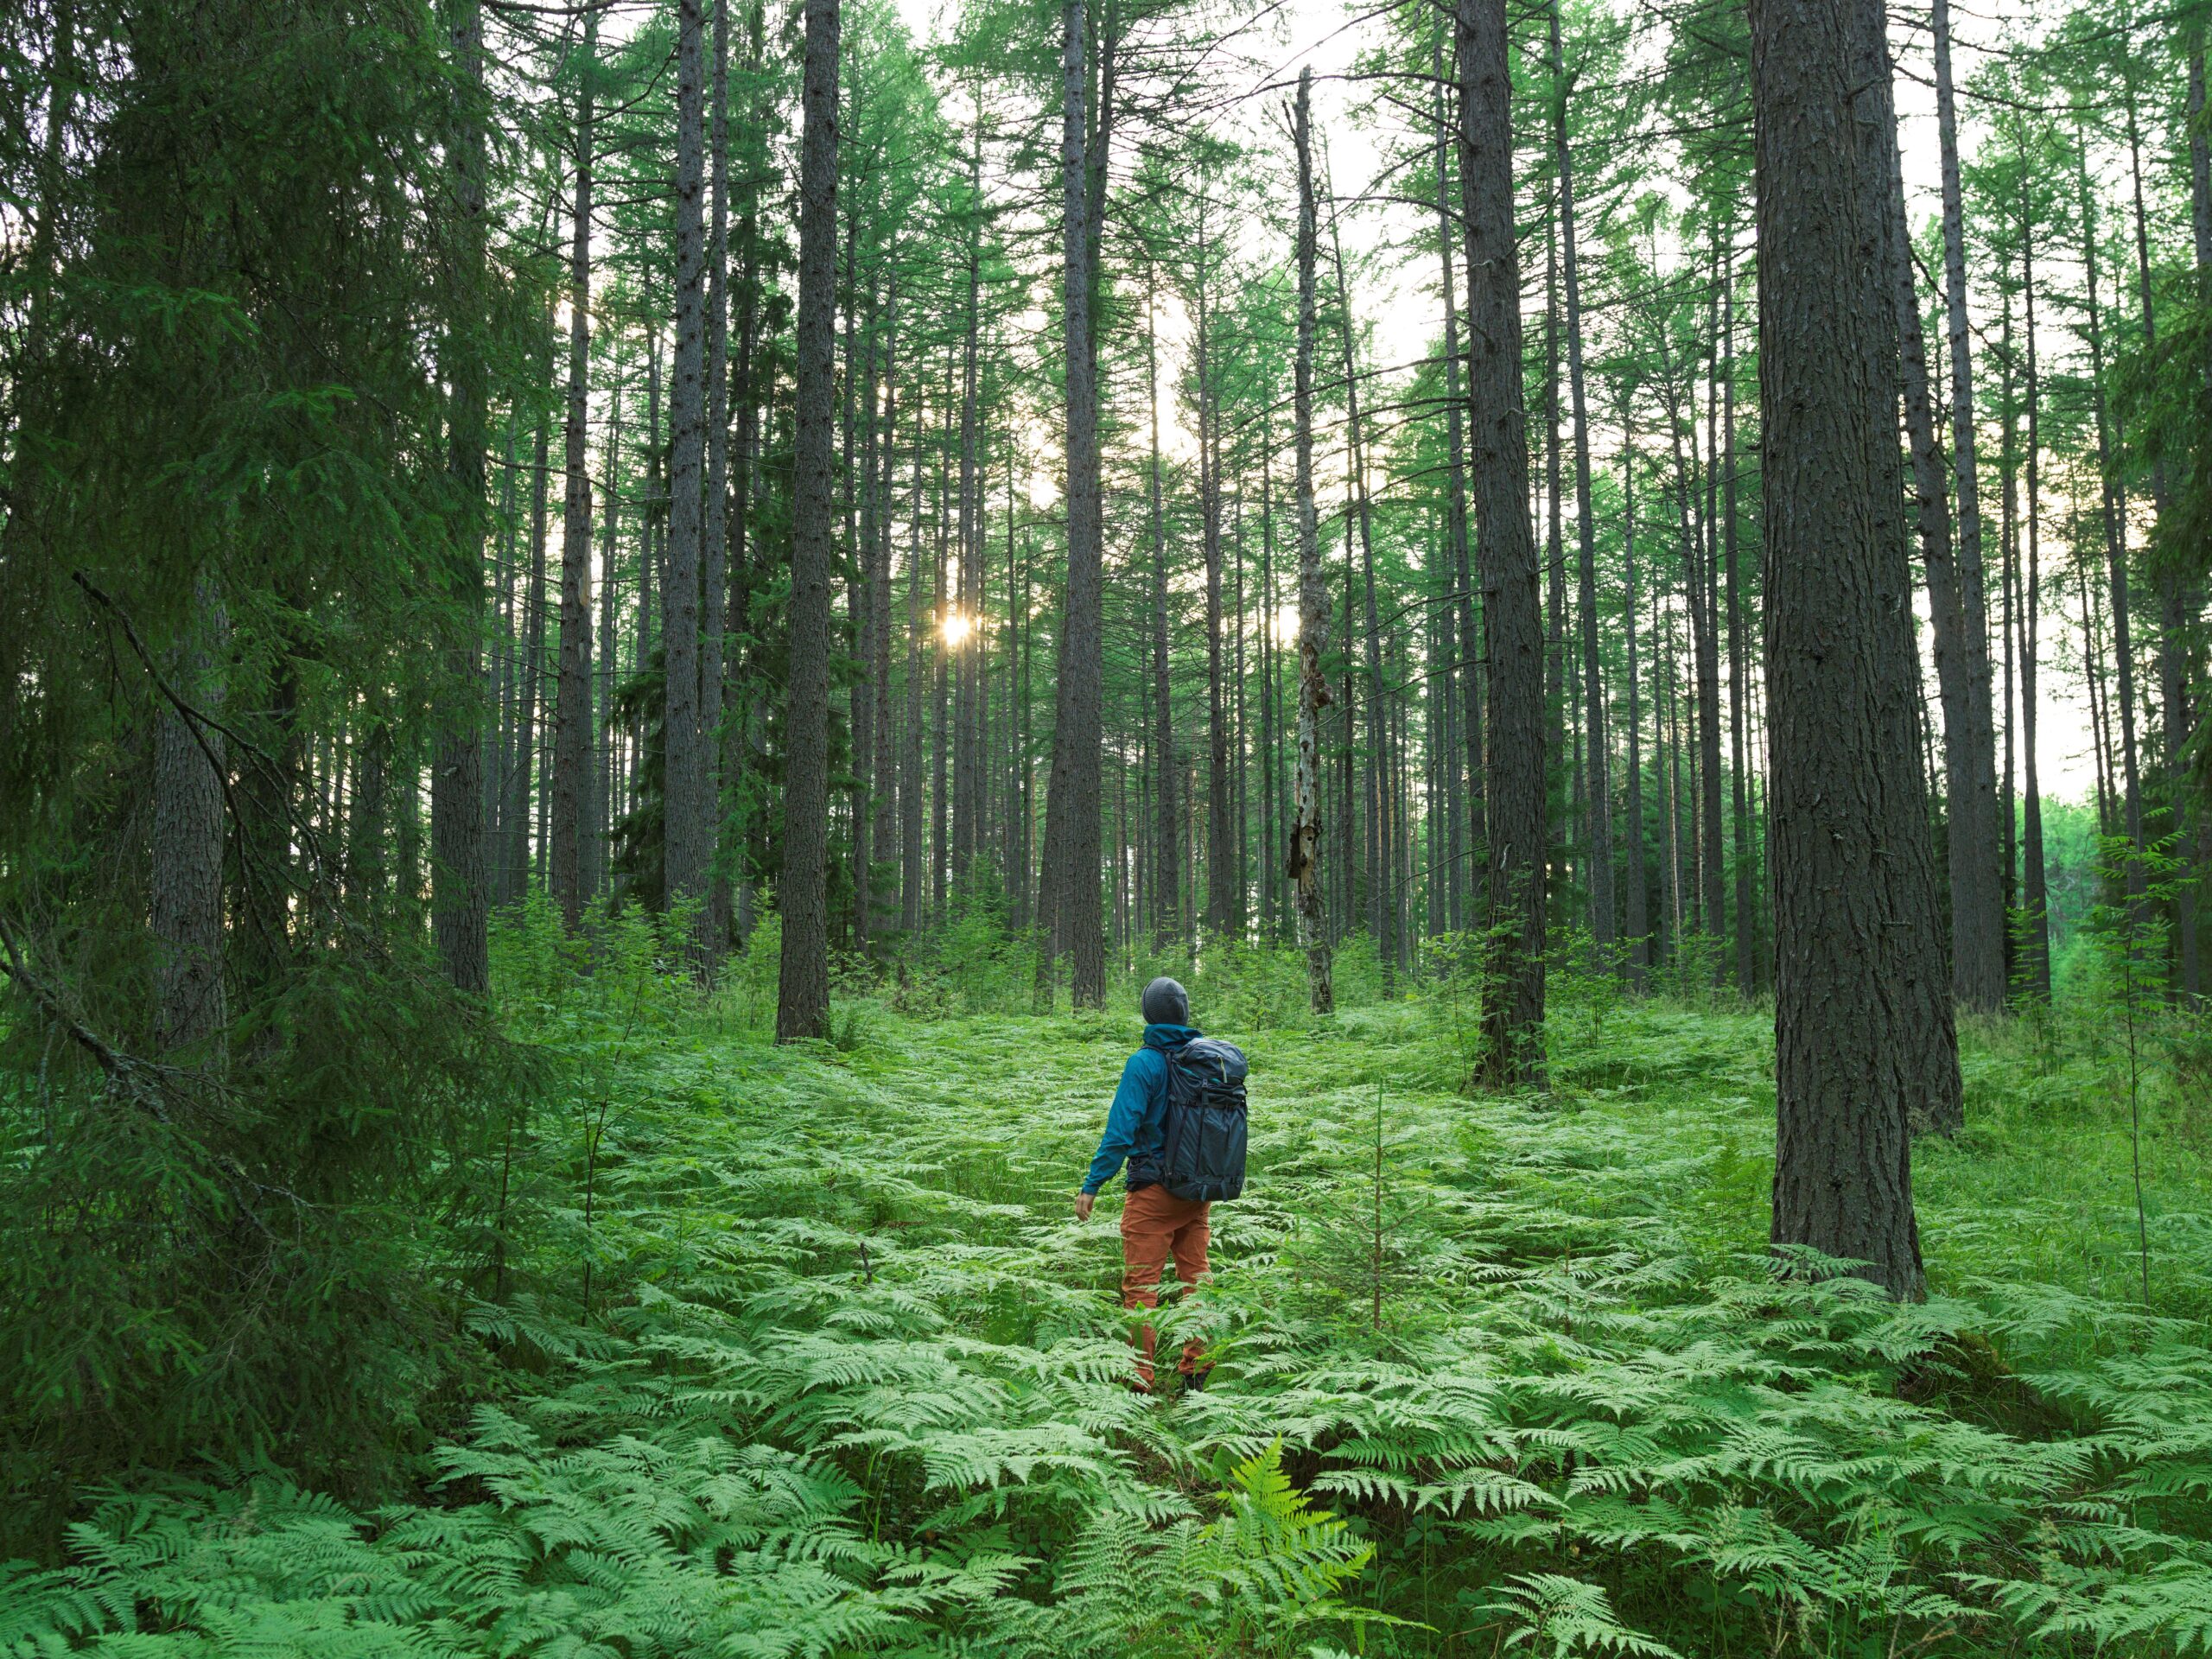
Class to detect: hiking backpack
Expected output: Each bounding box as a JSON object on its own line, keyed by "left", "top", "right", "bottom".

{"left": 1160, "top": 1038, "right": 1249, "bottom": 1203}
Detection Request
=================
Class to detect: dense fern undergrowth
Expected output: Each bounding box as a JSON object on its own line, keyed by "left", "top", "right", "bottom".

{"left": 10, "top": 909, "right": 2212, "bottom": 1656}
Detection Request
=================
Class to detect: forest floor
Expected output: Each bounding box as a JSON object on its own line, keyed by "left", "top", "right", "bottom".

{"left": 12, "top": 933, "right": 2212, "bottom": 1656}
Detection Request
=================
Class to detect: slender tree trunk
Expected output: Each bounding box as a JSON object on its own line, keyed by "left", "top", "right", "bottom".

{"left": 511, "top": 405, "right": 551, "bottom": 899}
{"left": 1459, "top": 0, "right": 1545, "bottom": 1086}
{"left": 1550, "top": 0, "right": 1613, "bottom": 966}
{"left": 2122, "top": 74, "right": 2196, "bottom": 998}
{"left": 594, "top": 378, "right": 620, "bottom": 899}
{"left": 2019, "top": 184, "right": 2053, "bottom": 1000}
{"left": 702, "top": 0, "right": 732, "bottom": 950}
{"left": 153, "top": 607, "right": 227, "bottom": 1053}
{"left": 869, "top": 288, "right": 901, "bottom": 940}
{"left": 1999, "top": 289, "right": 2019, "bottom": 987}
{"left": 1694, "top": 242, "right": 1725, "bottom": 980}
{"left": 551, "top": 10, "right": 595, "bottom": 931}
{"left": 2075, "top": 127, "right": 2146, "bottom": 907}
{"left": 776, "top": 0, "right": 838, "bottom": 1040}
{"left": 1751, "top": 0, "right": 1955, "bottom": 1295}
{"left": 1199, "top": 205, "right": 1237, "bottom": 946}
{"left": 1426, "top": 64, "right": 1469, "bottom": 929}
{"left": 435, "top": 0, "right": 490, "bottom": 995}
{"left": 1723, "top": 244, "right": 1754, "bottom": 995}
{"left": 1043, "top": 0, "right": 1107, "bottom": 1004}
{"left": 954, "top": 111, "right": 982, "bottom": 889}
{"left": 1928, "top": 0, "right": 2005, "bottom": 1011}
{"left": 853, "top": 298, "right": 880, "bottom": 951}
{"left": 664, "top": 0, "right": 710, "bottom": 940}
{"left": 1290, "top": 71, "right": 1334, "bottom": 1014}
{"left": 1886, "top": 90, "right": 1972, "bottom": 1040}
{"left": 1622, "top": 392, "right": 1649, "bottom": 988}
{"left": 904, "top": 425, "right": 926, "bottom": 934}
{"left": 1145, "top": 277, "right": 1179, "bottom": 951}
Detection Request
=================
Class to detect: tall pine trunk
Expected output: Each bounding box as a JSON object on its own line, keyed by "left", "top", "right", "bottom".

{"left": 1621, "top": 392, "right": 1649, "bottom": 987}
{"left": 2018, "top": 185, "right": 2053, "bottom": 999}
{"left": 434, "top": 0, "right": 489, "bottom": 994}
{"left": 1751, "top": 0, "right": 1955, "bottom": 1297}
{"left": 776, "top": 0, "right": 838, "bottom": 1040}
{"left": 1042, "top": 0, "right": 1106, "bottom": 1005}
{"left": 664, "top": 0, "right": 711, "bottom": 942}
{"left": 702, "top": 0, "right": 732, "bottom": 948}
{"left": 1459, "top": 0, "right": 1545, "bottom": 1086}
{"left": 1290, "top": 70, "right": 1334, "bottom": 1014}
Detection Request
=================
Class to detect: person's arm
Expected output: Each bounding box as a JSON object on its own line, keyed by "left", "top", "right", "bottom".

{"left": 1079, "top": 1051, "right": 1157, "bottom": 1203}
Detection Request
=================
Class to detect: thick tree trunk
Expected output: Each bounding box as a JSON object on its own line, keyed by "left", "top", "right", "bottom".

{"left": 1929, "top": 0, "right": 2005, "bottom": 1012}
{"left": 776, "top": 0, "right": 838, "bottom": 1040}
{"left": 664, "top": 0, "right": 710, "bottom": 939}
{"left": 1550, "top": 0, "right": 1613, "bottom": 966}
{"left": 1459, "top": 0, "right": 1545, "bottom": 1086}
{"left": 1751, "top": 0, "right": 1955, "bottom": 1297}
{"left": 1289, "top": 71, "right": 1334, "bottom": 1014}
{"left": 551, "top": 10, "right": 594, "bottom": 932}
{"left": 434, "top": 0, "right": 489, "bottom": 995}
{"left": 1042, "top": 0, "right": 1107, "bottom": 1004}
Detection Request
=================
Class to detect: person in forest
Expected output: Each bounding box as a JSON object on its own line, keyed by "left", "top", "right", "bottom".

{"left": 1074, "top": 976, "right": 1217, "bottom": 1392}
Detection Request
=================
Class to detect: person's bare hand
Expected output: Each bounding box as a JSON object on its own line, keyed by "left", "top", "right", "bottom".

{"left": 1073, "top": 1191, "right": 1095, "bottom": 1223}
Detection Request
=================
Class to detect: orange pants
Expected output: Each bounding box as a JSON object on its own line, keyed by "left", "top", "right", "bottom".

{"left": 1121, "top": 1184, "right": 1211, "bottom": 1389}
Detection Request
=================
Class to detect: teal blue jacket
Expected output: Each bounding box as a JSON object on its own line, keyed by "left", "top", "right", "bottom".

{"left": 1082, "top": 1023, "right": 1200, "bottom": 1194}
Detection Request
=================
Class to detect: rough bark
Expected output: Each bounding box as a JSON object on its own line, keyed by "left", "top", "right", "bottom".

{"left": 1751, "top": 0, "right": 1955, "bottom": 1297}
{"left": 664, "top": 0, "right": 710, "bottom": 939}
{"left": 702, "top": 0, "right": 732, "bottom": 951}
{"left": 1289, "top": 70, "right": 1334, "bottom": 1014}
{"left": 776, "top": 0, "right": 838, "bottom": 1041}
{"left": 1459, "top": 0, "right": 1545, "bottom": 1087}
{"left": 1621, "top": 391, "right": 1649, "bottom": 988}
{"left": 1042, "top": 0, "right": 1106, "bottom": 1004}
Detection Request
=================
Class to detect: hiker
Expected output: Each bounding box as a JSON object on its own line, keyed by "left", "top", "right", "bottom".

{"left": 1075, "top": 976, "right": 1246, "bottom": 1391}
